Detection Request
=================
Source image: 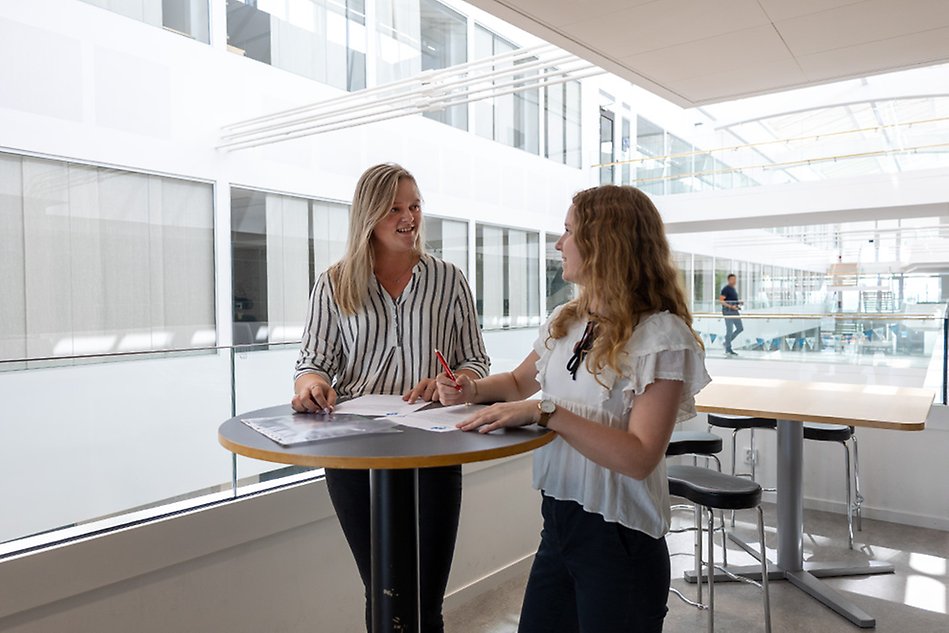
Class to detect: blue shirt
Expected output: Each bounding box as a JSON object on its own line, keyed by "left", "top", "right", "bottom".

{"left": 720, "top": 285, "right": 740, "bottom": 315}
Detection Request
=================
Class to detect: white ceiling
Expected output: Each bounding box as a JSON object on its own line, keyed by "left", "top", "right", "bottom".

{"left": 462, "top": 0, "right": 949, "bottom": 106}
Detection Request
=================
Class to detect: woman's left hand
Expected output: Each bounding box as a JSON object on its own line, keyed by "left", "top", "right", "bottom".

{"left": 457, "top": 400, "right": 538, "bottom": 433}
{"left": 404, "top": 378, "right": 439, "bottom": 403}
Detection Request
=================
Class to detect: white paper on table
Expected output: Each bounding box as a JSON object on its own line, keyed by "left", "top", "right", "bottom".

{"left": 333, "top": 394, "right": 430, "bottom": 418}
{"left": 386, "top": 404, "right": 488, "bottom": 433}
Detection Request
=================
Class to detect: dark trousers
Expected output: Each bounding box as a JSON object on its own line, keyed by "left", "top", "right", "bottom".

{"left": 325, "top": 466, "right": 462, "bottom": 633}
{"left": 518, "top": 495, "right": 670, "bottom": 633}
{"left": 724, "top": 314, "right": 744, "bottom": 352}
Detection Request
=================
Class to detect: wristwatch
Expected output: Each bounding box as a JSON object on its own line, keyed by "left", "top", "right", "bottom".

{"left": 537, "top": 399, "right": 556, "bottom": 428}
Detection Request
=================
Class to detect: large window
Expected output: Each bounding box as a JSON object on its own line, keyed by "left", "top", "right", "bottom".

{"left": 420, "top": 0, "right": 468, "bottom": 130}
{"left": 476, "top": 224, "right": 540, "bottom": 329}
{"left": 227, "top": 0, "right": 367, "bottom": 92}
{"left": 0, "top": 152, "right": 214, "bottom": 366}
{"left": 81, "top": 0, "right": 210, "bottom": 42}
{"left": 231, "top": 188, "right": 349, "bottom": 346}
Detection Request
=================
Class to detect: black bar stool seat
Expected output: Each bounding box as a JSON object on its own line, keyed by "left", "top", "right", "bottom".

{"left": 707, "top": 414, "right": 777, "bottom": 430}
{"left": 803, "top": 422, "right": 853, "bottom": 442}
{"left": 668, "top": 465, "right": 762, "bottom": 510}
{"left": 667, "top": 431, "right": 724, "bottom": 457}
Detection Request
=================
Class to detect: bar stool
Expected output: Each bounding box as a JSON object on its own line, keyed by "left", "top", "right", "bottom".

{"left": 803, "top": 422, "right": 862, "bottom": 549}
{"left": 666, "top": 429, "right": 728, "bottom": 603}
{"left": 667, "top": 465, "right": 772, "bottom": 633}
{"left": 707, "top": 414, "right": 776, "bottom": 525}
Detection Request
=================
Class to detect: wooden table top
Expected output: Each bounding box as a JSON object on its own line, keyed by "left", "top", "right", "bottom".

{"left": 695, "top": 377, "right": 933, "bottom": 430}
{"left": 219, "top": 405, "right": 556, "bottom": 469}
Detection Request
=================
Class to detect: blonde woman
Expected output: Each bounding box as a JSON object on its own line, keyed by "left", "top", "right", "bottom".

{"left": 437, "top": 185, "right": 710, "bottom": 633}
{"left": 293, "top": 163, "right": 489, "bottom": 633}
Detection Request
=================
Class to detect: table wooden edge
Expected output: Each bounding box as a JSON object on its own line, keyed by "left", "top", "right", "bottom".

{"left": 696, "top": 405, "right": 928, "bottom": 431}
{"left": 218, "top": 429, "right": 557, "bottom": 469}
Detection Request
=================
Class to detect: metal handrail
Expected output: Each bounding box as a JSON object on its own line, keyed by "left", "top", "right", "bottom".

{"left": 693, "top": 312, "right": 943, "bottom": 321}
{"left": 0, "top": 341, "right": 302, "bottom": 366}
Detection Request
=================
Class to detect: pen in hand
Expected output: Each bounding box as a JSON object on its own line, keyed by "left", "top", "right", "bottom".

{"left": 434, "top": 349, "right": 463, "bottom": 391}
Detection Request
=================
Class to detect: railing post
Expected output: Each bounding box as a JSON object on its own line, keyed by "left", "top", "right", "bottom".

{"left": 942, "top": 311, "right": 948, "bottom": 405}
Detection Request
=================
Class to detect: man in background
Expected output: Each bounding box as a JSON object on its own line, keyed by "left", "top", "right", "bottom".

{"left": 720, "top": 273, "right": 743, "bottom": 356}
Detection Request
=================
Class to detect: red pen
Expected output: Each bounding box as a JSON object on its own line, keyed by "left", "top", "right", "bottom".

{"left": 434, "top": 349, "right": 462, "bottom": 391}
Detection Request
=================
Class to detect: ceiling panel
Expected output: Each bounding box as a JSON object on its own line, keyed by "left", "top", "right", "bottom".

{"left": 563, "top": 0, "right": 771, "bottom": 58}
{"left": 527, "top": 0, "right": 656, "bottom": 29}
{"left": 620, "top": 25, "right": 795, "bottom": 83}
{"left": 776, "top": 0, "right": 949, "bottom": 56}
{"left": 755, "top": 0, "right": 867, "bottom": 22}
{"left": 463, "top": 0, "right": 949, "bottom": 106}
{"left": 796, "top": 26, "right": 949, "bottom": 80}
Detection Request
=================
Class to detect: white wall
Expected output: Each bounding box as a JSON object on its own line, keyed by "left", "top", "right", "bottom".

{"left": 0, "top": 454, "right": 543, "bottom": 633}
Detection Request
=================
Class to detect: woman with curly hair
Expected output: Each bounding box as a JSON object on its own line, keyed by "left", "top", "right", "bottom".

{"left": 436, "top": 184, "right": 710, "bottom": 633}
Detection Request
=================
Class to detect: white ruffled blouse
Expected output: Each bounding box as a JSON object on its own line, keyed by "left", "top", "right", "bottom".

{"left": 531, "top": 308, "right": 712, "bottom": 538}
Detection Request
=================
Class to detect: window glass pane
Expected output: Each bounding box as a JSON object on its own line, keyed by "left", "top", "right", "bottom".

{"left": 546, "top": 233, "right": 571, "bottom": 315}
{"left": 636, "top": 116, "right": 665, "bottom": 195}
{"left": 231, "top": 188, "right": 349, "bottom": 346}
{"left": 514, "top": 58, "right": 540, "bottom": 154}
{"left": 599, "top": 107, "right": 614, "bottom": 184}
{"left": 375, "top": 0, "right": 421, "bottom": 85}
{"left": 0, "top": 152, "right": 214, "bottom": 365}
{"left": 81, "top": 0, "right": 210, "bottom": 43}
{"left": 226, "top": 0, "right": 366, "bottom": 91}
{"left": 425, "top": 216, "right": 469, "bottom": 278}
{"left": 476, "top": 223, "right": 539, "bottom": 329}
{"left": 421, "top": 0, "right": 468, "bottom": 130}
{"left": 545, "top": 80, "right": 564, "bottom": 163}
{"left": 473, "top": 25, "right": 495, "bottom": 141}
{"left": 564, "top": 80, "right": 582, "bottom": 168}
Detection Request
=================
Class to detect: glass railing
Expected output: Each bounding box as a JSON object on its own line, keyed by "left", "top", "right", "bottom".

{"left": 2, "top": 309, "right": 947, "bottom": 555}
{"left": 693, "top": 310, "right": 948, "bottom": 402}
{"left": 0, "top": 341, "right": 314, "bottom": 558}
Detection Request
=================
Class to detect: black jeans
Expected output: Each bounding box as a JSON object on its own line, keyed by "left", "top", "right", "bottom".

{"left": 518, "top": 495, "right": 670, "bottom": 633}
{"left": 325, "top": 466, "right": 462, "bottom": 633}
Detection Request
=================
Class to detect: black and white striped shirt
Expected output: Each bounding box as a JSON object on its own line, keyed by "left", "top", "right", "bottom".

{"left": 295, "top": 254, "right": 490, "bottom": 397}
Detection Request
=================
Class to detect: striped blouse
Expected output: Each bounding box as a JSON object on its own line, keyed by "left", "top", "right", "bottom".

{"left": 294, "top": 254, "right": 490, "bottom": 396}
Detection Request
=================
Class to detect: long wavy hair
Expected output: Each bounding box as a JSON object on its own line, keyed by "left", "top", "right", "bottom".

{"left": 329, "top": 163, "right": 424, "bottom": 315}
{"left": 549, "top": 185, "right": 702, "bottom": 381}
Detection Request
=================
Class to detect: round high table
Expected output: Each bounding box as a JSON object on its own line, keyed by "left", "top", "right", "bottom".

{"left": 219, "top": 404, "right": 555, "bottom": 633}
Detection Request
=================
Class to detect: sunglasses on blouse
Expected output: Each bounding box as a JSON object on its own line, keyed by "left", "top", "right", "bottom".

{"left": 566, "top": 320, "right": 597, "bottom": 380}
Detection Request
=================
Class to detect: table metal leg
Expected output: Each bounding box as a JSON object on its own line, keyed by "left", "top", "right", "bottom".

{"left": 683, "top": 419, "right": 887, "bottom": 628}
{"left": 776, "top": 419, "right": 804, "bottom": 571}
{"left": 370, "top": 468, "right": 420, "bottom": 633}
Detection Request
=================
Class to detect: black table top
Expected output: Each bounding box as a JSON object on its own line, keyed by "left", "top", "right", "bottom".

{"left": 219, "top": 404, "right": 556, "bottom": 470}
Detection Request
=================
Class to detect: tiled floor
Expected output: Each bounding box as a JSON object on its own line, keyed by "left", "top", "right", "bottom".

{"left": 445, "top": 506, "right": 949, "bottom": 633}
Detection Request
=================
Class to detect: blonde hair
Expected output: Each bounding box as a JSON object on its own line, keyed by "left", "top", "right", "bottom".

{"left": 330, "top": 163, "right": 424, "bottom": 314}
{"left": 549, "top": 185, "right": 702, "bottom": 381}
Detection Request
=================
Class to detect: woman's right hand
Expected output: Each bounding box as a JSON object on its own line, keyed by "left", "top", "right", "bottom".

{"left": 292, "top": 376, "right": 337, "bottom": 413}
{"left": 435, "top": 372, "right": 475, "bottom": 406}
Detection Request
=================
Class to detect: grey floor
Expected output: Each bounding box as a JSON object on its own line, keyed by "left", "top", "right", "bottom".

{"left": 445, "top": 505, "right": 949, "bottom": 633}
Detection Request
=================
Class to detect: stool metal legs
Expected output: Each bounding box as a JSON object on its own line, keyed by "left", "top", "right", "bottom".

{"left": 842, "top": 440, "right": 854, "bottom": 549}
{"left": 851, "top": 430, "right": 863, "bottom": 531}
{"left": 702, "top": 505, "right": 771, "bottom": 633}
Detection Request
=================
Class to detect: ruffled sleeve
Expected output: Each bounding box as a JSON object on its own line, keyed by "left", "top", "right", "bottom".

{"left": 621, "top": 312, "right": 711, "bottom": 422}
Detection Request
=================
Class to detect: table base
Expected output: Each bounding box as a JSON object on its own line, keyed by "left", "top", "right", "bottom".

{"left": 683, "top": 536, "right": 893, "bottom": 629}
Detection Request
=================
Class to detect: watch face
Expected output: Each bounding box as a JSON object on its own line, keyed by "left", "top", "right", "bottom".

{"left": 540, "top": 400, "right": 556, "bottom": 414}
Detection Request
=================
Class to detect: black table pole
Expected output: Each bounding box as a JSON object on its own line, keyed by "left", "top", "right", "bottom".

{"left": 370, "top": 468, "right": 420, "bottom": 633}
